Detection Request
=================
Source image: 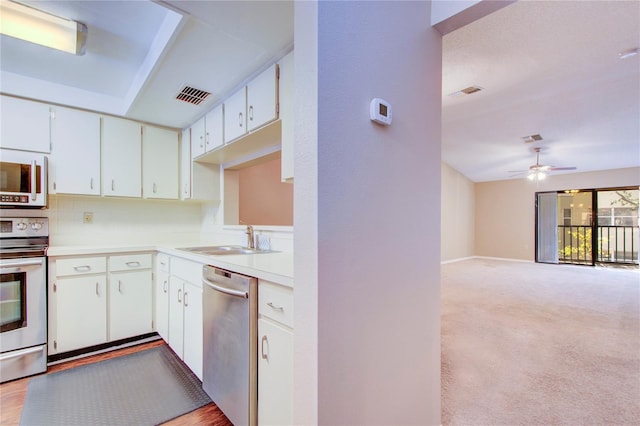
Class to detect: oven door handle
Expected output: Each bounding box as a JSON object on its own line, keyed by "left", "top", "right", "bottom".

{"left": 0, "top": 345, "right": 45, "bottom": 361}
{"left": 0, "top": 259, "right": 44, "bottom": 271}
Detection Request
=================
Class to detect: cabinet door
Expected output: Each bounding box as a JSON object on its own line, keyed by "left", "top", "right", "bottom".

{"left": 223, "top": 87, "right": 247, "bottom": 143}
{"left": 247, "top": 64, "right": 278, "bottom": 133}
{"left": 279, "top": 52, "right": 294, "bottom": 182}
{"left": 156, "top": 270, "right": 170, "bottom": 342}
{"left": 50, "top": 106, "right": 101, "bottom": 195}
{"left": 142, "top": 125, "right": 179, "bottom": 199}
{"left": 109, "top": 270, "right": 153, "bottom": 341}
{"left": 180, "top": 128, "right": 191, "bottom": 200}
{"left": 258, "top": 319, "right": 293, "bottom": 426}
{"left": 168, "top": 277, "right": 185, "bottom": 357}
{"left": 0, "top": 95, "right": 51, "bottom": 153}
{"left": 55, "top": 276, "right": 107, "bottom": 353}
{"left": 205, "top": 105, "right": 224, "bottom": 152}
{"left": 183, "top": 280, "right": 203, "bottom": 380}
{"left": 191, "top": 116, "right": 206, "bottom": 159}
{"left": 102, "top": 116, "right": 141, "bottom": 197}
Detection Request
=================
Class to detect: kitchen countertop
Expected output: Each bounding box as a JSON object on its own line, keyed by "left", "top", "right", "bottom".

{"left": 47, "top": 243, "right": 294, "bottom": 288}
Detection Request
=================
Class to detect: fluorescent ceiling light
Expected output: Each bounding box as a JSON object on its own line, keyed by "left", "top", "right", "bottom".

{"left": 0, "top": 0, "right": 87, "bottom": 55}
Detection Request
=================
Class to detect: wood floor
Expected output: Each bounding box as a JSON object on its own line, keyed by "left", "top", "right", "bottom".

{"left": 0, "top": 341, "right": 232, "bottom": 426}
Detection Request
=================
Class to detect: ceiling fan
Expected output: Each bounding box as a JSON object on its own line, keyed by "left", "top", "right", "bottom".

{"left": 509, "top": 147, "right": 577, "bottom": 180}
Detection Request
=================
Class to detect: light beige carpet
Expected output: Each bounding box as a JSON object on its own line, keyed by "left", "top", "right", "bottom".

{"left": 442, "top": 258, "right": 640, "bottom": 425}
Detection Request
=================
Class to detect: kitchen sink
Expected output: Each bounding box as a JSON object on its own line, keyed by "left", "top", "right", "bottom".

{"left": 177, "top": 245, "right": 278, "bottom": 256}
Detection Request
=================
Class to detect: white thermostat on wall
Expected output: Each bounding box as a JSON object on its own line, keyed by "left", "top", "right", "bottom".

{"left": 370, "top": 98, "right": 392, "bottom": 126}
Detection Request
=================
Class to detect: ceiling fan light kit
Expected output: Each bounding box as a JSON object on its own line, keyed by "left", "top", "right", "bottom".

{"left": 510, "top": 146, "right": 577, "bottom": 181}
{"left": 0, "top": 0, "right": 88, "bottom": 55}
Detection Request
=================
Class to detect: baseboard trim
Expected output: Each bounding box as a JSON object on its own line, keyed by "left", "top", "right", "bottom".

{"left": 47, "top": 333, "right": 161, "bottom": 365}
{"left": 441, "top": 256, "right": 475, "bottom": 264}
{"left": 473, "top": 256, "right": 534, "bottom": 263}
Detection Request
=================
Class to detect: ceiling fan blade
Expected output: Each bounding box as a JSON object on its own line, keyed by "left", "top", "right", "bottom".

{"left": 507, "top": 169, "right": 528, "bottom": 173}
{"left": 548, "top": 166, "right": 577, "bottom": 171}
{"left": 508, "top": 171, "right": 529, "bottom": 177}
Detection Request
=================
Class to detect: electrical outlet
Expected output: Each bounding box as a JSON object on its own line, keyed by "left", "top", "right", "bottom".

{"left": 83, "top": 212, "right": 94, "bottom": 224}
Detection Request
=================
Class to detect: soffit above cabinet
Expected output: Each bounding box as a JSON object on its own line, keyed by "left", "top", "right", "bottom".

{"left": 0, "top": 0, "right": 294, "bottom": 129}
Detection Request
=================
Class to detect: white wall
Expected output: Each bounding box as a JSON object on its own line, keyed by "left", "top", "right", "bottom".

{"left": 294, "top": 1, "right": 442, "bottom": 424}
{"left": 442, "top": 162, "right": 475, "bottom": 261}
{"left": 475, "top": 167, "right": 640, "bottom": 260}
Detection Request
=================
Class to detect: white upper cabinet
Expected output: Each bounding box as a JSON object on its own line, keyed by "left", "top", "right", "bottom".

{"left": 180, "top": 128, "right": 192, "bottom": 199}
{"left": 49, "top": 106, "right": 101, "bottom": 195}
{"left": 204, "top": 105, "right": 224, "bottom": 152}
{"left": 224, "top": 87, "right": 247, "bottom": 143}
{"left": 247, "top": 63, "right": 279, "bottom": 133}
{"left": 142, "top": 125, "right": 179, "bottom": 200}
{"left": 278, "top": 51, "right": 294, "bottom": 182}
{"left": 102, "top": 116, "right": 142, "bottom": 198}
{"left": 0, "top": 95, "right": 51, "bottom": 153}
{"left": 191, "top": 116, "right": 206, "bottom": 159}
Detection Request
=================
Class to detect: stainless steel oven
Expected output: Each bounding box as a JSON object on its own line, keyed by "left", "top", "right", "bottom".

{"left": 0, "top": 150, "right": 48, "bottom": 209}
{"left": 0, "top": 217, "right": 48, "bottom": 383}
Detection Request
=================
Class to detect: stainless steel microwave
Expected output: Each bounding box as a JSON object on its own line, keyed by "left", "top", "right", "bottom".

{"left": 0, "top": 150, "right": 48, "bottom": 208}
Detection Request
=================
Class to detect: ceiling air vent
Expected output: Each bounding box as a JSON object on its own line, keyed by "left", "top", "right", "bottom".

{"left": 522, "top": 134, "right": 543, "bottom": 143}
{"left": 176, "top": 86, "right": 211, "bottom": 105}
{"left": 448, "top": 85, "right": 484, "bottom": 97}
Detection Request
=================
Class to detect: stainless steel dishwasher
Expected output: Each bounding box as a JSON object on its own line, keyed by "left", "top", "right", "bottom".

{"left": 202, "top": 265, "right": 258, "bottom": 426}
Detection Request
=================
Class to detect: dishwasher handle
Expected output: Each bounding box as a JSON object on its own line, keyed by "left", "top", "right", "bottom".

{"left": 202, "top": 277, "right": 249, "bottom": 299}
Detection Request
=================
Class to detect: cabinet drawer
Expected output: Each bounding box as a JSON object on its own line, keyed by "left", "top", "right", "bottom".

{"left": 110, "top": 254, "right": 152, "bottom": 271}
{"left": 56, "top": 257, "right": 106, "bottom": 276}
{"left": 157, "top": 253, "right": 170, "bottom": 273}
{"left": 259, "top": 280, "right": 293, "bottom": 328}
{"left": 171, "top": 257, "right": 202, "bottom": 286}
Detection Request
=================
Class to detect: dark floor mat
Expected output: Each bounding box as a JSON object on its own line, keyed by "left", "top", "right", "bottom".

{"left": 20, "top": 345, "right": 211, "bottom": 426}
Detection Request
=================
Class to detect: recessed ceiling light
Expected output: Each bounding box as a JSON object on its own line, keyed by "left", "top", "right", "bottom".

{"left": 448, "top": 86, "right": 484, "bottom": 97}
{"left": 619, "top": 48, "right": 638, "bottom": 59}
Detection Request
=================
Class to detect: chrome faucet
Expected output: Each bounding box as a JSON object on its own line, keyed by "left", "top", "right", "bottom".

{"left": 245, "top": 225, "right": 255, "bottom": 249}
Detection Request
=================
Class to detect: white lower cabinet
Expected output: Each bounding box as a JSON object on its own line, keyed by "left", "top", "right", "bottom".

{"left": 167, "top": 257, "right": 203, "bottom": 380}
{"left": 55, "top": 275, "right": 108, "bottom": 353}
{"left": 155, "top": 253, "right": 170, "bottom": 342}
{"left": 49, "top": 253, "right": 153, "bottom": 355}
{"left": 258, "top": 280, "right": 293, "bottom": 426}
{"left": 108, "top": 269, "right": 153, "bottom": 341}
{"left": 182, "top": 280, "right": 203, "bottom": 379}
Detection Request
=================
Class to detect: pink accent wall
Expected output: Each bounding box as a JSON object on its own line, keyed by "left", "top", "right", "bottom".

{"left": 238, "top": 157, "right": 293, "bottom": 225}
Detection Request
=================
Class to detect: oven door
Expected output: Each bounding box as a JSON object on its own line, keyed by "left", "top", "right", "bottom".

{"left": 0, "top": 257, "right": 46, "bottom": 353}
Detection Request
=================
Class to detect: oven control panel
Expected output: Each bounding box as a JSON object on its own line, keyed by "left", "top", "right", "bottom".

{"left": 0, "top": 217, "right": 49, "bottom": 237}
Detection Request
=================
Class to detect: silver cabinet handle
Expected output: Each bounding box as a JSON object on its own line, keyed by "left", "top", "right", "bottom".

{"left": 183, "top": 291, "right": 188, "bottom": 307}
{"left": 153, "top": 183, "right": 157, "bottom": 193}
{"left": 30, "top": 159, "right": 37, "bottom": 201}
{"left": 177, "top": 288, "right": 182, "bottom": 303}
{"left": 267, "top": 302, "right": 284, "bottom": 312}
{"left": 90, "top": 178, "right": 94, "bottom": 190}
{"left": 205, "top": 132, "right": 210, "bottom": 146}
{"left": 111, "top": 179, "right": 115, "bottom": 191}
{"left": 74, "top": 265, "right": 91, "bottom": 272}
{"left": 126, "top": 261, "right": 141, "bottom": 268}
{"left": 163, "top": 279, "right": 168, "bottom": 293}
{"left": 199, "top": 135, "right": 204, "bottom": 148}
{"left": 118, "top": 280, "right": 123, "bottom": 293}
{"left": 249, "top": 105, "right": 254, "bottom": 121}
{"left": 95, "top": 282, "right": 100, "bottom": 296}
{"left": 183, "top": 183, "right": 188, "bottom": 195}
{"left": 238, "top": 112, "right": 243, "bottom": 127}
{"left": 261, "top": 335, "right": 268, "bottom": 360}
